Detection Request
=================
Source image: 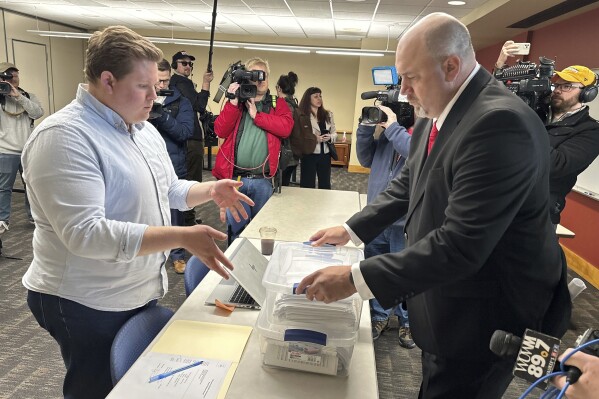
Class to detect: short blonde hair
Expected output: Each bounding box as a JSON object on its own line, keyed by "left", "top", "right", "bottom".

{"left": 85, "top": 26, "right": 163, "bottom": 83}
{"left": 245, "top": 57, "right": 270, "bottom": 77}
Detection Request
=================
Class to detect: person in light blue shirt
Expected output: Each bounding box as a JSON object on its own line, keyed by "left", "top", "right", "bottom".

{"left": 21, "top": 26, "right": 253, "bottom": 399}
{"left": 355, "top": 104, "right": 414, "bottom": 348}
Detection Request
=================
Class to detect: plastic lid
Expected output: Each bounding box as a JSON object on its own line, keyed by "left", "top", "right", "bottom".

{"left": 262, "top": 242, "right": 364, "bottom": 294}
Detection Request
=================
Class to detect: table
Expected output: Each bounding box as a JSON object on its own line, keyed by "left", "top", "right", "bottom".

{"left": 360, "top": 193, "right": 367, "bottom": 210}
{"left": 240, "top": 187, "right": 361, "bottom": 242}
{"left": 107, "top": 238, "right": 378, "bottom": 399}
{"left": 556, "top": 224, "right": 575, "bottom": 238}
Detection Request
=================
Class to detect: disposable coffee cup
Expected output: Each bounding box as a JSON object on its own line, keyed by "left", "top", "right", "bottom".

{"left": 259, "top": 226, "right": 277, "bottom": 255}
{"left": 568, "top": 278, "right": 587, "bottom": 301}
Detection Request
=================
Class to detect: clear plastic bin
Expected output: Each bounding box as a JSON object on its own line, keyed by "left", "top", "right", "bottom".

{"left": 256, "top": 242, "right": 364, "bottom": 376}
{"left": 256, "top": 305, "right": 358, "bottom": 376}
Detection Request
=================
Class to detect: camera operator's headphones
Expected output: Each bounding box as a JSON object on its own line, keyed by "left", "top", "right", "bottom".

{"left": 579, "top": 73, "right": 598, "bottom": 103}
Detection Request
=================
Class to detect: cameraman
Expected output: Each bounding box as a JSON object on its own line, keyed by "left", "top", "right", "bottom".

{"left": 0, "top": 62, "right": 43, "bottom": 237}
{"left": 496, "top": 42, "right": 599, "bottom": 225}
{"left": 356, "top": 104, "right": 415, "bottom": 348}
{"left": 148, "top": 59, "right": 194, "bottom": 274}
{"left": 213, "top": 57, "right": 293, "bottom": 241}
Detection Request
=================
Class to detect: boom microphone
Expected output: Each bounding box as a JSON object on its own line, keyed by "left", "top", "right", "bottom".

{"left": 360, "top": 90, "right": 386, "bottom": 100}
{"left": 490, "top": 329, "right": 581, "bottom": 388}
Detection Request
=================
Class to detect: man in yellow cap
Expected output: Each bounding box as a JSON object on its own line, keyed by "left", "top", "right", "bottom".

{"left": 546, "top": 65, "right": 599, "bottom": 225}
{"left": 496, "top": 41, "right": 599, "bottom": 225}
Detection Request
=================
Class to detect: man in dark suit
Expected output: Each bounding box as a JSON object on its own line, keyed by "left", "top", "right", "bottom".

{"left": 297, "top": 12, "right": 571, "bottom": 399}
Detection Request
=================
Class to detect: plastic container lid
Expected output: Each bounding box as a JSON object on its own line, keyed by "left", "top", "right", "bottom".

{"left": 262, "top": 242, "right": 364, "bottom": 295}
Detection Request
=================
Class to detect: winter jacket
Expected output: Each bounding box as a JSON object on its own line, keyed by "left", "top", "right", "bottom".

{"left": 149, "top": 87, "right": 194, "bottom": 178}
{"left": 0, "top": 88, "right": 44, "bottom": 154}
{"left": 169, "top": 73, "right": 209, "bottom": 142}
{"left": 356, "top": 122, "right": 411, "bottom": 227}
{"left": 547, "top": 106, "right": 599, "bottom": 223}
{"left": 212, "top": 93, "right": 293, "bottom": 180}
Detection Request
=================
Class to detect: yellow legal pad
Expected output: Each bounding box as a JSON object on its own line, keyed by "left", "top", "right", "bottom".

{"left": 150, "top": 320, "right": 253, "bottom": 399}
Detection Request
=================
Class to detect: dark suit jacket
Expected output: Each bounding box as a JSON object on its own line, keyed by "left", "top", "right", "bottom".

{"left": 348, "top": 68, "right": 571, "bottom": 361}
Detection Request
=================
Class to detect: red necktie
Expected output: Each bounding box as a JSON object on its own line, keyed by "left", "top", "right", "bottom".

{"left": 427, "top": 122, "right": 438, "bottom": 155}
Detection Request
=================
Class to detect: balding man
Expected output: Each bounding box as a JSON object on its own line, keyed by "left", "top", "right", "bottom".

{"left": 297, "top": 13, "right": 570, "bottom": 398}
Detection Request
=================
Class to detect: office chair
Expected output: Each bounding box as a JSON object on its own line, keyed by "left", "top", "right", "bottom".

{"left": 109, "top": 305, "right": 174, "bottom": 385}
{"left": 184, "top": 256, "right": 211, "bottom": 297}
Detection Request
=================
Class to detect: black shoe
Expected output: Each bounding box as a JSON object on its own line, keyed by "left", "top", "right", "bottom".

{"left": 398, "top": 326, "right": 416, "bottom": 349}
{"left": 371, "top": 319, "right": 389, "bottom": 341}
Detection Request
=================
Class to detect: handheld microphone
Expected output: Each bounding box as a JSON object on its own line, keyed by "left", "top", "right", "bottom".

{"left": 360, "top": 90, "right": 386, "bottom": 100}
{"left": 490, "top": 329, "right": 581, "bottom": 389}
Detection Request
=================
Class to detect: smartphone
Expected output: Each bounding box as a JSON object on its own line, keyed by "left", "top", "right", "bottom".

{"left": 513, "top": 42, "right": 531, "bottom": 55}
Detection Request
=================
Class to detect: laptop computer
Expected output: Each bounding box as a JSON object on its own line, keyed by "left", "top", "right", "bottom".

{"left": 205, "top": 237, "right": 268, "bottom": 310}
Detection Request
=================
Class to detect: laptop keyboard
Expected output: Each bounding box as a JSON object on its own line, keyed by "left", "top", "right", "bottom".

{"left": 229, "top": 284, "right": 257, "bottom": 305}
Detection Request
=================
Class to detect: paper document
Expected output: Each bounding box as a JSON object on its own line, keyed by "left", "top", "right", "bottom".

{"left": 123, "top": 352, "right": 231, "bottom": 399}
{"left": 108, "top": 320, "right": 253, "bottom": 399}
{"left": 151, "top": 320, "right": 252, "bottom": 362}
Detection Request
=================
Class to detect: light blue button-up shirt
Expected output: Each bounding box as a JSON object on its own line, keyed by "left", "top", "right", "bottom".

{"left": 21, "top": 84, "right": 196, "bottom": 311}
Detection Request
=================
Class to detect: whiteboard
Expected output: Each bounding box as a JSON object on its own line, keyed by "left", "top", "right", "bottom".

{"left": 571, "top": 68, "right": 599, "bottom": 201}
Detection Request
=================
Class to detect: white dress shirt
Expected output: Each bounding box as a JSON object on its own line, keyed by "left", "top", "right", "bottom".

{"left": 22, "top": 84, "right": 196, "bottom": 311}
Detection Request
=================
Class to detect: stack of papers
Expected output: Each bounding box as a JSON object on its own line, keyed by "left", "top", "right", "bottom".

{"left": 272, "top": 293, "right": 359, "bottom": 330}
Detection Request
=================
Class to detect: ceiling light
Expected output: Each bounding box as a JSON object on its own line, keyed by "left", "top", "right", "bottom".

{"left": 244, "top": 46, "right": 310, "bottom": 53}
{"left": 27, "top": 30, "right": 393, "bottom": 57}
{"left": 316, "top": 50, "right": 384, "bottom": 57}
{"left": 448, "top": 1, "right": 466, "bottom": 5}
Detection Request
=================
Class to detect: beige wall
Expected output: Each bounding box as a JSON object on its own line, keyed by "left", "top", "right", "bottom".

{"left": 1, "top": 12, "right": 397, "bottom": 168}
{"left": 154, "top": 44, "right": 361, "bottom": 130}
{"left": 154, "top": 39, "right": 396, "bottom": 169}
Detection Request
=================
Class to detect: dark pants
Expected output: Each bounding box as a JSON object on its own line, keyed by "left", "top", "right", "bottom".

{"left": 186, "top": 139, "right": 204, "bottom": 183}
{"left": 281, "top": 164, "right": 298, "bottom": 186}
{"left": 300, "top": 153, "right": 331, "bottom": 189}
{"left": 418, "top": 351, "right": 514, "bottom": 399}
{"left": 27, "top": 290, "right": 156, "bottom": 399}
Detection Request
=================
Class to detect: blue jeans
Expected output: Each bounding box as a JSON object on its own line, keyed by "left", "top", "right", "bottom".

{"left": 226, "top": 177, "right": 273, "bottom": 241}
{"left": 366, "top": 224, "right": 409, "bottom": 327}
{"left": 27, "top": 290, "right": 157, "bottom": 399}
{"left": 170, "top": 208, "right": 185, "bottom": 261}
{"left": 0, "top": 153, "right": 31, "bottom": 222}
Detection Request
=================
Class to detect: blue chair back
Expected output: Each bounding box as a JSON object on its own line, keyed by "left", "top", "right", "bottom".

{"left": 184, "top": 255, "right": 211, "bottom": 297}
{"left": 110, "top": 305, "right": 174, "bottom": 385}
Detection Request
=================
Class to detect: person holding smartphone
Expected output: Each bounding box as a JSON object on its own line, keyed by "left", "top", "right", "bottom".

{"left": 298, "top": 87, "right": 337, "bottom": 189}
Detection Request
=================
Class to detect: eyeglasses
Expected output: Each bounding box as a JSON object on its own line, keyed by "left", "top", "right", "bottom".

{"left": 177, "top": 61, "right": 193, "bottom": 67}
{"left": 156, "top": 78, "right": 170, "bottom": 85}
{"left": 552, "top": 83, "right": 584, "bottom": 92}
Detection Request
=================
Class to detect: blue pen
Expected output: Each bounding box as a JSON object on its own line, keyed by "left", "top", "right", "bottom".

{"left": 148, "top": 360, "right": 203, "bottom": 383}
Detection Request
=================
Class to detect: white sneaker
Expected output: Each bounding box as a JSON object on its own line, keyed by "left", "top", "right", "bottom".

{"left": 0, "top": 221, "right": 8, "bottom": 237}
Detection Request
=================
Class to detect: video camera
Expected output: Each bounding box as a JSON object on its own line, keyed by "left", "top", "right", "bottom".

{"left": 360, "top": 66, "right": 415, "bottom": 128}
{"left": 0, "top": 71, "right": 13, "bottom": 96}
{"left": 213, "top": 61, "right": 266, "bottom": 103}
{"left": 494, "top": 56, "right": 555, "bottom": 123}
{"left": 149, "top": 89, "right": 174, "bottom": 119}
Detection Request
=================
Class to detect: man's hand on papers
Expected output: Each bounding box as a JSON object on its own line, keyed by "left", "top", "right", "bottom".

{"left": 309, "top": 226, "right": 350, "bottom": 247}
{"left": 210, "top": 179, "right": 254, "bottom": 223}
{"left": 296, "top": 265, "right": 357, "bottom": 304}
{"left": 183, "top": 225, "right": 234, "bottom": 279}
